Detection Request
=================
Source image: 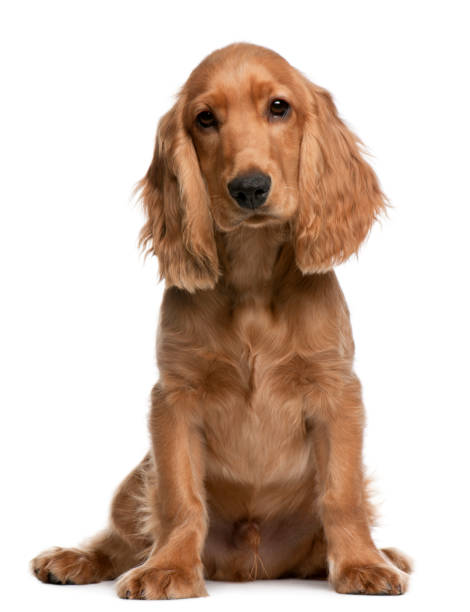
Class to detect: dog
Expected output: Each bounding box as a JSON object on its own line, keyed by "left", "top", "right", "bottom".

{"left": 31, "top": 42, "right": 412, "bottom": 598}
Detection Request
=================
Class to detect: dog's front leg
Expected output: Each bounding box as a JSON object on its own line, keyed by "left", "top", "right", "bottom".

{"left": 116, "top": 384, "right": 208, "bottom": 600}
{"left": 312, "top": 376, "right": 409, "bottom": 595}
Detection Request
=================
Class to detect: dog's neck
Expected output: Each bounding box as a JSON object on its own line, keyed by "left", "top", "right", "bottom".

{"left": 216, "top": 223, "right": 291, "bottom": 297}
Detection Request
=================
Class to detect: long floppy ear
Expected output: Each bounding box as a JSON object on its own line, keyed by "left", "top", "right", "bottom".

{"left": 295, "top": 83, "right": 387, "bottom": 273}
{"left": 138, "top": 99, "right": 219, "bottom": 292}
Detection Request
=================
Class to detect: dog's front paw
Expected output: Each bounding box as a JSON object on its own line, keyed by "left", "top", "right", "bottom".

{"left": 116, "top": 563, "right": 208, "bottom": 600}
{"left": 332, "top": 562, "right": 408, "bottom": 595}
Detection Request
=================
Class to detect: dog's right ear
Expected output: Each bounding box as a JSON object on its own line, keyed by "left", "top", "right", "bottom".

{"left": 138, "top": 99, "right": 219, "bottom": 293}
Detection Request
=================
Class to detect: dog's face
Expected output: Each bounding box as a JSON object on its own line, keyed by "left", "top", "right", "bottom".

{"left": 139, "top": 43, "right": 386, "bottom": 292}
{"left": 185, "top": 52, "right": 305, "bottom": 231}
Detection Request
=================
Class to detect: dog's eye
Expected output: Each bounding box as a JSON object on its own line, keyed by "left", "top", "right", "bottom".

{"left": 269, "top": 99, "right": 290, "bottom": 119}
{"left": 196, "top": 110, "right": 217, "bottom": 129}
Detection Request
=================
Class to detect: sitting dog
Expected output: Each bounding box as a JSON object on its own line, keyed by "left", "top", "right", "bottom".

{"left": 32, "top": 43, "right": 411, "bottom": 598}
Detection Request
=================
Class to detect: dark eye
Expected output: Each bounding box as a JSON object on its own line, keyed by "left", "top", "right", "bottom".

{"left": 196, "top": 110, "right": 217, "bottom": 128}
{"left": 269, "top": 99, "right": 290, "bottom": 119}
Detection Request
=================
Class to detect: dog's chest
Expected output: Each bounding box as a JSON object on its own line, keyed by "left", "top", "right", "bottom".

{"left": 202, "top": 300, "right": 313, "bottom": 486}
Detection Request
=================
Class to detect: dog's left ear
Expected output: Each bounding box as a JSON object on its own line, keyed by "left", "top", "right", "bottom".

{"left": 294, "top": 83, "right": 387, "bottom": 273}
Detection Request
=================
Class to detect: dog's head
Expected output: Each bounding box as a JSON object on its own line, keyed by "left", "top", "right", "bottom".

{"left": 139, "top": 43, "right": 386, "bottom": 291}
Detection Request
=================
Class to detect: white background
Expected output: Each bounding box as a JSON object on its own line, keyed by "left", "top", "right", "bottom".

{"left": 1, "top": 0, "right": 469, "bottom": 610}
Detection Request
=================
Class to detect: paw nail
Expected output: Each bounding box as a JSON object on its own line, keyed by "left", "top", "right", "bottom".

{"left": 47, "top": 571, "right": 63, "bottom": 585}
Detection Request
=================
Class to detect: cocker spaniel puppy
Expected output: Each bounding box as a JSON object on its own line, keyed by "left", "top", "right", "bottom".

{"left": 32, "top": 43, "right": 411, "bottom": 598}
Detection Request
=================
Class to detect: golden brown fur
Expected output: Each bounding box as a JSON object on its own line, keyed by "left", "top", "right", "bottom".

{"left": 31, "top": 43, "right": 412, "bottom": 598}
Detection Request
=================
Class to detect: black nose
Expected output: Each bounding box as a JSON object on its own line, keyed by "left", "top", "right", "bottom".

{"left": 227, "top": 172, "right": 271, "bottom": 209}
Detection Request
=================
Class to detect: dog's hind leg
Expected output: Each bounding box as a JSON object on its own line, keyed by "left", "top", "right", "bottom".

{"left": 31, "top": 455, "right": 154, "bottom": 585}
{"left": 31, "top": 528, "right": 143, "bottom": 585}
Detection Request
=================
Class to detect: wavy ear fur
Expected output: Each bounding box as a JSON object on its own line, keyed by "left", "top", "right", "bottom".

{"left": 139, "top": 100, "right": 219, "bottom": 292}
{"left": 295, "top": 83, "right": 387, "bottom": 273}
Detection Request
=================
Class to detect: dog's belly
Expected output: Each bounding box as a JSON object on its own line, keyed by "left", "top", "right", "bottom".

{"left": 201, "top": 419, "right": 324, "bottom": 580}
{"left": 201, "top": 388, "right": 321, "bottom": 579}
{"left": 202, "top": 503, "right": 324, "bottom": 581}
